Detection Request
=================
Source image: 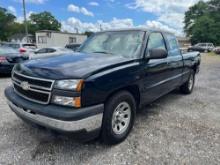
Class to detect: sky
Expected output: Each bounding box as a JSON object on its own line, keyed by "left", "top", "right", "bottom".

{"left": 0, "top": 0, "right": 208, "bottom": 36}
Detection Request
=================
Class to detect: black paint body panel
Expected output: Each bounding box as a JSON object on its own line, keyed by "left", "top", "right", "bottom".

{"left": 11, "top": 30, "right": 201, "bottom": 108}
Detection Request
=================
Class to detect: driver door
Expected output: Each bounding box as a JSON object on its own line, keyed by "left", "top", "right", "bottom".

{"left": 140, "top": 32, "right": 171, "bottom": 104}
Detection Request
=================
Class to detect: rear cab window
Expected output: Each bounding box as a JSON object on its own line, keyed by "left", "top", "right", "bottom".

{"left": 165, "top": 34, "right": 181, "bottom": 56}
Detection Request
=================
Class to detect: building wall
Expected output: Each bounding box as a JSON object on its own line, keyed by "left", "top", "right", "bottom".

{"left": 177, "top": 37, "right": 191, "bottom": 48}
{"left": 36, "top": 32, "right": 87, "bottom": 48}
{"left": 10, "top": 36, "right": 35, "bottom": 44}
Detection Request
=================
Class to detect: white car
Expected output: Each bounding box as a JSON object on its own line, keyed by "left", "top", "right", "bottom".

{"left": 214, "top": 47, "right": 220, "bottom": 54}
{"left": 188, "top": 43, "right": 215, "bottom": 52}
{"left": 1, "top": 42, "right": 37, "bottom": 54}
{"left": 30, "top": 47, "right": 73, "bottom": 59}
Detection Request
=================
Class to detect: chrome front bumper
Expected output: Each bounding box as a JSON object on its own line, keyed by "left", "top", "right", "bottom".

{"left": 7, "top": 100, "right": 103, "bottom": 133}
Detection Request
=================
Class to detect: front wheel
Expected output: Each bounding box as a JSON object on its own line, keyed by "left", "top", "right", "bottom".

{"left": 101, "top": 91, "right": 136, "bottom": 145}
{"left": 180, "top": 71, "right": 195, "bottom": 94}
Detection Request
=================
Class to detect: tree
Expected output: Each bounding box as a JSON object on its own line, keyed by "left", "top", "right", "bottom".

{"left": 190, "top": 16, "right": 219, "bottom": 44}
{"left": 0, "top": 7, "right": 16, "bottom": 41}
{"left": 29, "top": 11, "right": 61, "bottom": 31}
{"left": 84, "top": 31, "right": 94, "bottom": 37}
{"left": 184, "top": 0, "right": 220, "bottom": 45}
{"left": 0, "top": 7, "right": 62, "bottom": 41}
{"left": 8, "top": 22, "right": 25, "bottom": 35}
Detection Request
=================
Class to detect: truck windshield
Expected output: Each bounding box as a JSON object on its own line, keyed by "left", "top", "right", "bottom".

{"left": 79, "top": 31, "right": 145, "bottom": 58}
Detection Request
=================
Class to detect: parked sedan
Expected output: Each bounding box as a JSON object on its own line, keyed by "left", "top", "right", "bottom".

{"left": 1, "top": 42, "right": 37, "bottom": 54}
{"left": 214, "top": 47, "right": 220, "bottom": 54}
{"left": 0, "top": 47, "right": 28, "bottom": 74}
{"left": 188, "top": 43, "right": 215, "bottom": 53}
{"left": 30, "top": 47, "right": 73, "bottom": 59}
{"left": 65, "top": 44, "right": 81, "bottom": 51}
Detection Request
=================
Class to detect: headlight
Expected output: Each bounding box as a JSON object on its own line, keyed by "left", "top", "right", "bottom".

{"left": 54, "top": 79, "right": 84, "bottom": 91}
{"left": 52, "top": 95, "right": 81, "bottom": 107}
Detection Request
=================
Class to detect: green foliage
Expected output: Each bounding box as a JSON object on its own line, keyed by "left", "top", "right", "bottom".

{"left": 29, "top": 11, "right": 61, "bottom": 31}
{"left": 0, "top": 8, "right": 61, "bottom": 41}
{"left": 84, "top": 31, "right": 94, "bottom": 37}
{"left": 184, "top": 0, "right": 220, "bottom": 45}
{"left": 0, "top": 7, "right": 16, "bottom": 41}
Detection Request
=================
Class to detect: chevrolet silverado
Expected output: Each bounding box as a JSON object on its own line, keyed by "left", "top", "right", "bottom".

{"left": 5, "top": 29, "right": 200, "bottom": 144}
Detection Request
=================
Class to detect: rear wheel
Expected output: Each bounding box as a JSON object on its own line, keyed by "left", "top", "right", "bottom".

{"left": 180, "top": 71, "right": 195, "bottom": 94}
{"left": 101, "top": 91, "right": 136, "bottom": 145}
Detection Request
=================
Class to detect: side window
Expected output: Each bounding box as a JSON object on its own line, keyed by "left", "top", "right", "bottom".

{"left": 166, "top": 34, "right": 181, "bottom": 56}
{"left": 69, "top": 37, "right": 77, "bottom": 44}
{"left": 147, "top": 33, "right": 166, "bottom": 50}
{"left": 166, "top": 34, "right": 179, "bottom": 51}
{"left": 38, "top": 36, "right": 47, "bottom": 44}
{"left": 208, "top": 43, "right": 213, "bottom": 47}
{"left": 47, "top": 48, "right": 56, "bottom": 53}
{"left": 36, "top": 48, "right": 47, "bottom": 54}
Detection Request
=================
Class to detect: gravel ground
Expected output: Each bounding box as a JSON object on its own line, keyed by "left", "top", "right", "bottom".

{"left": 0, "top": 54, "right": 220, "bottom": 165}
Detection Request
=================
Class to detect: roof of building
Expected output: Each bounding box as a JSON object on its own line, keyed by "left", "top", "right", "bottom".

{"left": 36, "top": 30, "right": 86, "bottom": 36}
{"left": 8, "top": 33, "right": 34, "bottom": 40}
{"left": 176, "top": 36, "right": 190, "bottom": 41}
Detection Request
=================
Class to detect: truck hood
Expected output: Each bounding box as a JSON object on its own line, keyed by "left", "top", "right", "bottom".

{"left": 14, "top": 52, "right": 136, "bottom": 79}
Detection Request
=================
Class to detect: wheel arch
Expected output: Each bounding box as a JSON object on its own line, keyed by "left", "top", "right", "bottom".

{"left": 105, "top": 85, "right": 141, "bottom": 109}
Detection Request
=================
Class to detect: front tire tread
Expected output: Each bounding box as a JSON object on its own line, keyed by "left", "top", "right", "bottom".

{"left": 101, "top": 91, "right": 136, "bottom": 145}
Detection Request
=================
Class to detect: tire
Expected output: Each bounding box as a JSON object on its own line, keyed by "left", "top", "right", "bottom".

{"left": 180, "top": 71, "right": 195, "bottom": 94}
{"left": 101, "top": 91, "right": 136, "bottom": 145}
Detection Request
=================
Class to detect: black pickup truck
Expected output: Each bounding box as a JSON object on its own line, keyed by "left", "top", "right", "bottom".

{"left": 5, "top": 29, "right": 200, "bottom": 144}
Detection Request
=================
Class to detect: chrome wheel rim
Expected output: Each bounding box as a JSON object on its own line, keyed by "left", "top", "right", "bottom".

{"left": 188, "top": 74, "right": 194, "bottom": 91}
{"left": 112, "top": 102, "right": 131, "bottom": 135}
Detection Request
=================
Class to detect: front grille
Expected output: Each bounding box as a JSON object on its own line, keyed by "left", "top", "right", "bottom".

{"left": 12, "top": 71, "right": 54, "bottom": 104}
{"left": 14, "top": 83, "right": 49, "bottom": 103}
{"left": 13, "top": 73, "right": 52, "bottom": 89}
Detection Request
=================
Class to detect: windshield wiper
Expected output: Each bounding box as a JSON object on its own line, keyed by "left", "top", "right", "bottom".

{"left": 92, "top": 51, "right": 113, "bottom": 54}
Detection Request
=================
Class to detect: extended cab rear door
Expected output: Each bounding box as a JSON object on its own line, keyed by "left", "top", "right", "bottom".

{"left": 163, "top": 33, "right": 184, "bottom": 87}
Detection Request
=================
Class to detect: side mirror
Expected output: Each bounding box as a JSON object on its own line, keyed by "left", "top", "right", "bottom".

{"left": 148, "top": 48, "right": 168, "bottom": 59}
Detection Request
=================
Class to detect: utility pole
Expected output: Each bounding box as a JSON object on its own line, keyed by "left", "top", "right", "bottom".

{"left": 75, "top": 27, "right": 79, "bottom": 34}
{"left": 99, "top": 24, "right": 103, "bottom": 31}
{"left": 22, "top": 0, "right": 28, "bottom": 41}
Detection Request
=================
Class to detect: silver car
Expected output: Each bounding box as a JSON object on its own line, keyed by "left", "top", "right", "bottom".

{"left": 30, "top": 47, "right": 73, "bottom": 59}
{"left": 188, "top": 43, "right": 215, "bottom": 52}
{"left": 0, "top": 42, "right": 37, "bottom": 54}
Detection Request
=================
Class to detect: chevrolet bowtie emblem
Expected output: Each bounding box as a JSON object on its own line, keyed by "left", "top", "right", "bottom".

{"left": 20, "top": 81, "right": 30, "bottom": 90}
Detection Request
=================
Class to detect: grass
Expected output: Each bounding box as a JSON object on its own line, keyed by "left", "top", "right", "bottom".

{"left": 207, "top": 52, "right": 218, "bottom": 56}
